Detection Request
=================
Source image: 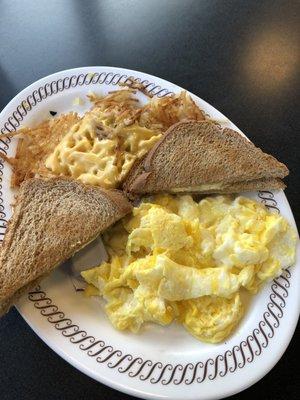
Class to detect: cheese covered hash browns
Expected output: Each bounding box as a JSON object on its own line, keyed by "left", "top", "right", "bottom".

{"left": 2, "top": 87, "right": 205, "bottom": 188}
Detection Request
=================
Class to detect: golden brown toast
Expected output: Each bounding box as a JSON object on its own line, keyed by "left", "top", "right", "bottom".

{"left": 123, "top": 121, "right": 288, "bottom": 196}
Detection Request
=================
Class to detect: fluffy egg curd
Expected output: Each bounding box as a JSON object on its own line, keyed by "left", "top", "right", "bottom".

{"left": 82, "top": 195, "right": 297, "bottom": 343}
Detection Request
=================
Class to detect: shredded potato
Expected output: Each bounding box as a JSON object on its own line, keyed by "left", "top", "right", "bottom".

{"left": 89, "top": 89, "right": 142, "bottom": 127}
{"left": 90, "top": 89, "right": 205, "bottom": 131}
{"left": 3, "top": 86, "right": 205, "bottom": 188}
{"left": 6, "top": 113, "right": 80, "bottom": 187}
{"left": 118, "top": 77, "right": 155, "bottom": 97}
{"left": 139, "top": 91, "right": 205, "bottom": 131}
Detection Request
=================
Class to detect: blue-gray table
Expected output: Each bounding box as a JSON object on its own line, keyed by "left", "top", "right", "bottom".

{"left": 0, "top": 1, "right": 299, "bottom": 399}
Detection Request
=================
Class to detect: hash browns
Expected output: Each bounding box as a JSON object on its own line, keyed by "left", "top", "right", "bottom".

{"left": 3, "top": 87, "right": 205, "bottom": 188}
{"left": 6, "top": 113, "right": 80, "bottom": 187}
{"left": 89, "top": 89, "right": 205, "bottom": 132}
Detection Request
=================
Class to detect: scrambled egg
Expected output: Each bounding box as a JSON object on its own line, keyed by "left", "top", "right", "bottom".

{"left": 45, "top": 107, "right": 162, "bottom": 188}
{"left": 82, "top": 195, "right": 297, "bottom": 343}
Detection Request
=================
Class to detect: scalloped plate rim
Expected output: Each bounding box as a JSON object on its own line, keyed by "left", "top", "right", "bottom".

{"left": 0, "top": 66, "right": 299, "bottom": 400}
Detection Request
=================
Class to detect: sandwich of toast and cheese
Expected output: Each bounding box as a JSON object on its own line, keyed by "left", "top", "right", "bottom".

{"left": 123, "top": 121, "right": 289, "bottom": 196}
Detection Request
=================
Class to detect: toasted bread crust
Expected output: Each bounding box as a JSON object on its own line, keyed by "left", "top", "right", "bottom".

{"left": 122, "top": 156, "right": 148, "bottom": 199}
{"left": 104, "top": 188, "right": 134, "bottom": 214}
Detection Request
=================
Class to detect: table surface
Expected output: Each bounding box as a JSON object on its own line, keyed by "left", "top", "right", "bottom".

{"left": 0, "top": 1, "right": 299, "bottom": 399}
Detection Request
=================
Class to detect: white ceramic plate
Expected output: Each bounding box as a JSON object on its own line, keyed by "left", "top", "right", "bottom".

{"left": 0, "top": 67, "right": 299, "bottom": 400}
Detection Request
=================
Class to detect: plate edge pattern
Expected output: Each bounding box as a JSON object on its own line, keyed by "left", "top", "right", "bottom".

{"left": 27, "top": 267, "right": 291, "bottom": 385}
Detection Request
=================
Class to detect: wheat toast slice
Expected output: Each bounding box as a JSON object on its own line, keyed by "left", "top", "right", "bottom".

{"left": 123, "top": 121, "right": 288, "bottom": 196}
{"left": 0, "top": 177, "right": 132, "bottom": 315}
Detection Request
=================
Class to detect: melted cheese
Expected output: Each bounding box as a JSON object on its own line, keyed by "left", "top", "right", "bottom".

{"left": 170, "top": 183, "right": 224, "bottom": 193}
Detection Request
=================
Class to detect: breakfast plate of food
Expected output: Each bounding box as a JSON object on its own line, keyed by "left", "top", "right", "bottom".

{"left": 0, "top": 66, "right": 299, "bottom": 400}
